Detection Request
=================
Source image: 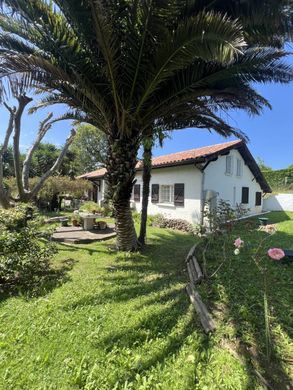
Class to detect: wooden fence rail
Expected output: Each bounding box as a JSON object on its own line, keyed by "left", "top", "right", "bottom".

{"left": 185, "top": 244, "right": 216, "bottom": 333}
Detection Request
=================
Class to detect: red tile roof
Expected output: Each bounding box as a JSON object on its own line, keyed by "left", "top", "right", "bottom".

{"left": 78, "top": 140, "right": 242, "bottom": 179}
{"left": 144, "top": 139, "right": 242, "bottom": 169}
{"left": 78, "top": 167, "right": 107, "bottom": 179}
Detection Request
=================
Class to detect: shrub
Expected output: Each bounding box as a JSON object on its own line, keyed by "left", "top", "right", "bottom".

{"left": 0, "top": 204, "right": 57, "bottom": 284}
{"left": 79, "top": 201, "right": 103, "bottom": 214}
{"left": 102, "top": 202, "right": 114, "bottom": 217}
{"left": 203, "top": 199, "right": 248, "bottom": 233}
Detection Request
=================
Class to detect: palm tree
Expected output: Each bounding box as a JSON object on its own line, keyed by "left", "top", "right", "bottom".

{"left": 137, "top": 0, "right": 293, "bottom": 246}
{"left": 0, "top": 1, "right": 292, "bottom": 250}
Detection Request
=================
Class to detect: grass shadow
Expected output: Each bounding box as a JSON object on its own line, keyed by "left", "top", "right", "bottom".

{"left": 61, "top": 229, "right": 209, "bottom": 385}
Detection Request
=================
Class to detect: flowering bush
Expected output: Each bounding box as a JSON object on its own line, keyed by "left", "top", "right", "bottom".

{"left": 0, "top": 204, "right": 56, "bottom": 284}
{"left": 234, "top": 237, "right": 244, "bottom": 249}
{"left": 267, "top": 248, "right": 285, "bottom": 260}
{"left": 231, "top": 232, "right": 287, "bottom": 361}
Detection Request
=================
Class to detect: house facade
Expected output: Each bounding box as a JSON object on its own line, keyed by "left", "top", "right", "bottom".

{"left": 79, "top": 140, "right": 271, "bottom": 224}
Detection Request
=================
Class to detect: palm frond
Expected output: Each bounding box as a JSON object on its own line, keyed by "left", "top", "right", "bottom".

{"left": 135, "top": 11, "right": 246, "bottom": 113}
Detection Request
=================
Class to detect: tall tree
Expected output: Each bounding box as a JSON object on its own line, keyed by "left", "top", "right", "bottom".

{"left": 138, "top": 129, "right": 167, "bottom": 246}
{"left": 0, "top": 93, "right": 76, "bottom": 207}
{"left": 137, "top": 0, "right": 293, "bottom": 246}
{"left": 29, "top": 143, "right": 76, "bottom": 177}
{"left": 0, "top": 1, "right": 292, "bottom": 249}
{"left": 69, "top": 124, "right": 107, "bottom": 175}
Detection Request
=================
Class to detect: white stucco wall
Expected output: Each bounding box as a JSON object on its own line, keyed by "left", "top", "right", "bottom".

{"left": 263, "top": 194, "right": 293, "bottom": 211}
{"left": 133, "top": 165, "right": 203, "bottom": 224}
{"left": 96, "top": 148, "right": 265, "bottom": 222}
{"left": 204, "top": 149, "right": 263, "bottom": 215}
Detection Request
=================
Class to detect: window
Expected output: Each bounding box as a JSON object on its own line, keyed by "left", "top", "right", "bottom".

{"left": 225, "top": 155, "right": 233, "bottom": 175}
{"left": 151, "top": 184, "right": 159, "bottom": 203}
{"left": 133, "top": 184, "right": 140, "bottom": 202}
{"left": 174, "top": 183, "right": 185, "bottom": 206}
{"left": 241, "top": 187, "right": 249, "bottom": 204}
{"left": 255, "top": 192, "right": 262, "bottom": 206}
{"left": 236, "top": 159, "right": 243, "bottom": 177}
{"left": 160, "top": 185, "right": 174, "bottom": 204}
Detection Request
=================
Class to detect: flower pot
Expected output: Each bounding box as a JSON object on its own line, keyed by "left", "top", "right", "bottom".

{"left": 72, "top": 219, "right": 78, "bottom": 227}
{"left": 98, "top": 221, "right": 107, "bottom": 230}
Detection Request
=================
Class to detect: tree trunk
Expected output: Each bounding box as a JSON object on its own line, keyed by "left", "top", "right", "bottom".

{"left": 0, "top": 103, "right": 16, "bottom": 208}
{"left": 138, "top": 142, "right": 152, "bottom": 246}
{"left": 13, "top": 95, "right": 33, "bottom": 200}
{"left": 114, "top": 198, "right": 138, "bottom": 250}
{"left": 105, "top": 133, "right": 139, "bottom": 251}
{"left": 22, "top": 112, "right": 53, "bottom": 191}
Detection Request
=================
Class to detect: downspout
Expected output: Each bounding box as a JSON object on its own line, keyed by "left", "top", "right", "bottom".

{"left": 200, "top": 168, "right": 205, "bottom": 226}
{"left": 195, "top": 162, "right": 206, "bottom": 226}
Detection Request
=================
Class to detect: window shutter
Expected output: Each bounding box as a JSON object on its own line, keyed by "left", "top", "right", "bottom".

{"left": 241, "top": 187, "right": 249, "bottom": 204}
{"left": 174, "top": 183, "right": 185, "bottom": 206}
{"left": 255, "top": 192, "right": 262, "bottom": 206}
{"left": 134, "top": 184, "right": 140, "bottom": 202}
{"left": 151, "top": 184, "right": 159, "bottom": 203}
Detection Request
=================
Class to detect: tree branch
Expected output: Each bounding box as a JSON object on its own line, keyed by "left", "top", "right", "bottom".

{"left": 22, "top": 112, "right": 53, "bottom": 191}
{"left": 0, "top": 103, "right": 16, "bottom": 208}
{"left": 13, "top": 94, "right": 33, "bottom": 199}
{"left": 30, "top": 129, "right": 76, "bottom": 199}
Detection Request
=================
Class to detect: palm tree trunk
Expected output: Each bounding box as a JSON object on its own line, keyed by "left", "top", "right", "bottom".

{"left": 105, "top": 133, "right": 139, "bottom": 251}
{"left": 138, "top": 142, "right": 152, "bottom": 246}
{"left": 114, "top": 198, "right": 138, "bottom": 250}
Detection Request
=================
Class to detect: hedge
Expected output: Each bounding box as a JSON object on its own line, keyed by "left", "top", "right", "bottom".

{"left": 262, "top": 168, "right": 293, "bottom": 192}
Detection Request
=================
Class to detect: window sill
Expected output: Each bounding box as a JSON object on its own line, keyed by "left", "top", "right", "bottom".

{"left": 157, "top": 203, "right": 176, "bottom": 208}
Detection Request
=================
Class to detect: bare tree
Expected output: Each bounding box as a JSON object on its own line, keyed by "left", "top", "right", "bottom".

{"left": 0, "top": 94, "right": 76, "bottom": 207}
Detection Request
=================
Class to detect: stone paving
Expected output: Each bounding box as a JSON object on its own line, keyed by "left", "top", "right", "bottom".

{"left": 52, "top": 225, "right": 116, "bottom": 244}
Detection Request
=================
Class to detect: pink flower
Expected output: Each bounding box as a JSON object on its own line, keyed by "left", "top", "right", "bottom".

{"left": 267, "top": 248, "right": 285, "bottom": 261}
{"left": 234, "top": 237, "right": 244, "bottom": 249}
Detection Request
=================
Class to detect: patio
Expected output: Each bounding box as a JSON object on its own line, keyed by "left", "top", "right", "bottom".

{"left": 51, "top": 225, "right": 116, "bottom": 244}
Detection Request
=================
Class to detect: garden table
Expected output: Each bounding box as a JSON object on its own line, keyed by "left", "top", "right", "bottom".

{"left": 79, "top": 212, "right": 97, "bottom": 230}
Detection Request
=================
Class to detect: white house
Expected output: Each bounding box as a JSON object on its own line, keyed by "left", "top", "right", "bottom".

{"left": 79, "top": 140, "right": 271, "bottom": 224}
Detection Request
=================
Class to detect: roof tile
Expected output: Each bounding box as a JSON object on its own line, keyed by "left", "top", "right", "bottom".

{"left": 78, "top": 140, "right": 242, "bottom": 179}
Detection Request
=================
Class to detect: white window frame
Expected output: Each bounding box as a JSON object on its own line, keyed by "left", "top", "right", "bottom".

{"left": 236, "top": 158, "right": 243, "bottom": 177}
{"left": 159, "top": 185, "right": 174, "bottom": 204}
{"left": 225, "top": 155, "right": 233, "bottom": 175}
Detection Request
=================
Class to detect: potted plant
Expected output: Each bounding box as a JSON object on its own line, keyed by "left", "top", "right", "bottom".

{"left": 71, "top": 213, "right": 81, "bottom": 227}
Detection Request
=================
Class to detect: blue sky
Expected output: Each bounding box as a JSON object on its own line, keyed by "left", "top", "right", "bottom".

{"left": 0, "top": 80, "right": 292, "bottom": 170}
{"left": 155, "top": 80, "right": 293, "bottom": 169}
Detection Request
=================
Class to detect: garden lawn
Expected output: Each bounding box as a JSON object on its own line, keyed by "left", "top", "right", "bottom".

{"left": 0, "top": 212, "right": 292, "bottom": 389}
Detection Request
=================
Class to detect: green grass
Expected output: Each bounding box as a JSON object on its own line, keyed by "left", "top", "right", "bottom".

{"left": 0, "top": 212, "right": 292, "bottom": 389}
